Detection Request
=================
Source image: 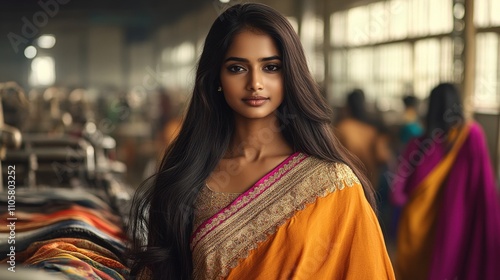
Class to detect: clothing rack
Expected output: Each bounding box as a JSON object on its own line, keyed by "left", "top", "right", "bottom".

{"left": 3, "top": 134, "right": 96, "bottom": 189}
{"left": 0, "top": 133, "right": 132, "bottom": 279}
{"left": 0, "top": 82, "right": 132, "bottom": 279}
{"left": 0, "top": 82, "right": 25, "bottom": 192}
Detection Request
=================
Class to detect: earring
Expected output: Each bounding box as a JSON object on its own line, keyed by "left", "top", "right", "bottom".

{"left": 217, "top": 86, "right": 222, "bottom": 92}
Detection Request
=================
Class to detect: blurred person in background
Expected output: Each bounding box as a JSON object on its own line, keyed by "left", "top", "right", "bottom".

{"left": 335, "top": 89, "right": 392, "bottom": 189}
{"left": 388, "top": 94, "right": 425, "bottom": 243}
{"left": 399, "top": 95, "right": 424, "bottom": 146}
{"left": 391, "top": 82, "right": 500, "bottom": 280}
{"left": 128, "top": 3, "right": 394, "bottom": 280}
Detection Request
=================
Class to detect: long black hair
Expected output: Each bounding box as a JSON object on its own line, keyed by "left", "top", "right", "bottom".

{"left": 128, "top": 3, "right": 376, "bottom": 279}
{"left": 425, "top": 82, "right": 464, "bottom": 137}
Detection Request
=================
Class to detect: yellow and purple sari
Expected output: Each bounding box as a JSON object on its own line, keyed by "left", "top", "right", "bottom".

{"left": 191, "top": 152, "right": 395, "bottom": 279}
{"left": 392, "top": 122, "right": 500, "bottom": 279}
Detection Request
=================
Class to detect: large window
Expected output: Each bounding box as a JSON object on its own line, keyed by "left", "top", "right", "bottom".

{"left": 328, "top": 0, "right": 462, "bottom": 108}
{"left": 331, "top": 0, "right": 452, "bottom": 47}
{"left": 328, "top": 0, "right": 500, "bottom": 111}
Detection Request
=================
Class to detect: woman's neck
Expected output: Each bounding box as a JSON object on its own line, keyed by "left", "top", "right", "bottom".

{"left": 227, "top": 114, "right": 293, "bottom": 161}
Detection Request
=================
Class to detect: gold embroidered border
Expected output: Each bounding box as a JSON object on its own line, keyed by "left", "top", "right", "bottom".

{"left": 191, "top": 156, "right": 360, "bottom": 280}
{"left": 190, "top": 153, "right": 306, "bottom": 250}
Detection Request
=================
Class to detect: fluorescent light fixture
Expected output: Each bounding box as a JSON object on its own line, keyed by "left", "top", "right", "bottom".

{"left": 37, "top": 35, "right": 56, "bottom": 49}
{"left": 30, "top": 56, "right": 56, "bottom": 86}
{"left": 24, "top": 46, "right": 37, "bottom": 59}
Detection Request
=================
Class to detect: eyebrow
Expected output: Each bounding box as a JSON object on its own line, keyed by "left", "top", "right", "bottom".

{"left": 224, "top": 55, "right": 282, "bottom": 63}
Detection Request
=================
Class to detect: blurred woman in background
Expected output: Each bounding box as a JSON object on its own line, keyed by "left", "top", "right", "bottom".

{"left": 391, "top": 82, "right": 500, "bottom": 280}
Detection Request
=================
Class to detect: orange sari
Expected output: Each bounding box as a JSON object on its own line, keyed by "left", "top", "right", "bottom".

{"left": 191, "top": 153, "right": 395, "bottom": 279}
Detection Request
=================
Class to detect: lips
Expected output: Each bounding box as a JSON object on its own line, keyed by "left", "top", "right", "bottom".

{"left": 242, "top": 96, "right": 269, "bottom": 107}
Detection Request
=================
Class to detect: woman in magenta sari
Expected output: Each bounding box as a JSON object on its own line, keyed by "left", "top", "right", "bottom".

{"left": 128, "top": 3, "right": 395, "bottom": 280}
{"left": 391, "top": 83, "right": 500, "bottom": 280}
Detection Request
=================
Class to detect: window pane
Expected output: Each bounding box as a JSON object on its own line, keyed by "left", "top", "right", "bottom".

{"left": 440, "top": 37, "right": 454, "bottom": 81}
{"left": 475, "top": 33, "right": 498, "bottom": 110}
{"left": 389, "top": 0, "right": 409, "bottom": 40}
{"left": 409, "top": 0, "right": 429, "bottom": 37}
{"left": 347, "top": 48, "right": 373, "bottom": 83}
{"left": 347, "top": 6, "right": 370, "bottom": 46}
{"left": 429, "top": 0, "right": 453, "bottom": 34}
{"left": 475, "top": 0, "right": 490, "bottom": 27}
{"left": 376, "top": 43, "right": 412, "bottom": 102}
{"left": 491, "top": 0, "right": 500, "bottom": 26}
{"left": 331, "top": 50, "right": 346, "bottom": 80}
{"left": 314, "top": 17, "right": 324, "bottom": 45}
{"left": 369, "top": 2, "right": 389, "bottom": 43}
{"left": 331, "top": 12, "right": 346, "bottom": 46}
{"left": 415, "top": 39, "right": 442, "bottom": 98}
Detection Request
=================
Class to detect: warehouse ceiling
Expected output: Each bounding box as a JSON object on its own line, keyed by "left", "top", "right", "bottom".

{"left": 0, "top": 0, "right": 208, "bottom": 32}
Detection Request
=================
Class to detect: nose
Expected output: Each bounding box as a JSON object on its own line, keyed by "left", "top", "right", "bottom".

{"left": 247, "top": 69, "right": 263, "bottom": 92}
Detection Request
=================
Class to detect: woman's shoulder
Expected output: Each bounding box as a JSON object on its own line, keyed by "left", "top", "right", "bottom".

{"left": 463, "top": 121, "right": 488, "bottom": 148}
{"left": 468, "top": 121, "right": 485, "bottom": 136}
{"left": 301, "top": 156, "right": 362, "bottom": 192}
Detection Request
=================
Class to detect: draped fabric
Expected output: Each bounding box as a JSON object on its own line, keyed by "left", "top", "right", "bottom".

{"left": 25, "top": 240, "right": 129, "bottom": 280}
{"left": 191, "top": 152, "right": 395, "bottom": 280}
{"left": 392, "top": 122, "right": 500, "bottom": 279}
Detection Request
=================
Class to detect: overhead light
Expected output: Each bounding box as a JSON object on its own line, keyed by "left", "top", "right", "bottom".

{"left": 37, "top": 35, "right": 56, "bottom": 49}
{"left": 219, "top": 0, "right": 230, "bottom": 3}
{"left": 30, "top": 56, "right": 56, "bottom": 86}
{"left": 24, "top": 46, "right": 37, "bottom": 59}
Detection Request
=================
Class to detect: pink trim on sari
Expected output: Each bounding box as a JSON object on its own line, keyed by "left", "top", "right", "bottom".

{"left": 191, "top": 152, "right": 305, "bottom": 247}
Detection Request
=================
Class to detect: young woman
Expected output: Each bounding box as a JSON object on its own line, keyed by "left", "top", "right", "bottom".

{"left": 391, "top": 83, "right": 500, "bottom": 279}
{"left": 129, "top": 3, "right": 395, "bottom": 279}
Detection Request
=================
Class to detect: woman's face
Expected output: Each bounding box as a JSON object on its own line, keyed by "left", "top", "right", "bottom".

{"left": 220, "top": 29, "right": 284, "bottom": 120}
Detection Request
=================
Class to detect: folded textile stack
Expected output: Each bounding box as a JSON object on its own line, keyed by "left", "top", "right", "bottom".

{"left": 0, "top": 188, "right": 130, "bottom": 280}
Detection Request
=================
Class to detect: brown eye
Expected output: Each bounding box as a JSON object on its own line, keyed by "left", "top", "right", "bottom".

{"left": 228, "top": 65, "right": 246, "bottom": 73}
{"left": 264, "top": 64, "right": 281, "bottom": 72}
